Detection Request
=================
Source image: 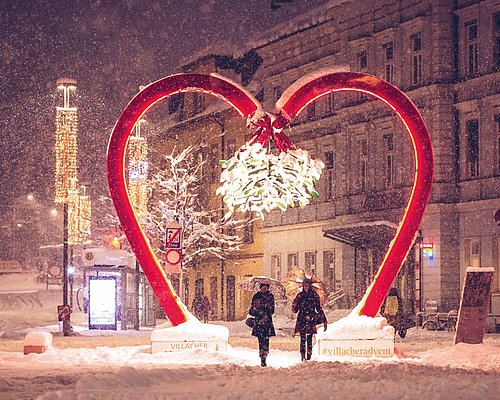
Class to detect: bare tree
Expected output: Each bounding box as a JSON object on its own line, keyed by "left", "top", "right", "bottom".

{"left": 144, "top": 145, "right": 244, "bottom": 268}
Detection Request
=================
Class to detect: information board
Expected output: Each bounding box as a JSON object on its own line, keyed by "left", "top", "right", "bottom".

{"left": 88, "top": 276, "right": 118, "bottom": 330}
{"left": 454, "top": 267, "right": 494, "bottom": 345}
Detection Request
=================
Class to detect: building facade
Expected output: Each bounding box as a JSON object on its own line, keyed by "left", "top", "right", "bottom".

{"left": 152, "top": 0, "right": 500, "bottom": 324}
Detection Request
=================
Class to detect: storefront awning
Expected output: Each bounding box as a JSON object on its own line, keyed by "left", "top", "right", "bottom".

{"left": 323, "top": 220, "right": 398, "bottom": 249}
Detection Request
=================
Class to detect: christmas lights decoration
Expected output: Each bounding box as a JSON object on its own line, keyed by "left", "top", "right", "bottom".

{"left": 54, "top": 79, "right": 78, "bottom": 204}
{"left": 217, "top": 143, "right": 324, "bottom": 218}
{"left": 107, "top": 71, "right": 433, "bottom": 327}
{"left": 68, "top": 184, "right": 92, "bottom": 244}
{"left": 127, "top": 118, "right": 149, "bottom": 222}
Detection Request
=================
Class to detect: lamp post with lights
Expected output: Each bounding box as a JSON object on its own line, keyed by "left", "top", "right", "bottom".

{"left": 55, "top": 77, "right": 78, "bottom": 336}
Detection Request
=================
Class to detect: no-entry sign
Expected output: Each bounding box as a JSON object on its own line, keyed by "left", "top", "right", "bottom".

{"left": 166, "top": 249, "right": 181, "bottom": 265}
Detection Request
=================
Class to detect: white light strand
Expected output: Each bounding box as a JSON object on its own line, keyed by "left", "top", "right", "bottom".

{"left": 217, "top": 143, "right": 324, "bottom": 219}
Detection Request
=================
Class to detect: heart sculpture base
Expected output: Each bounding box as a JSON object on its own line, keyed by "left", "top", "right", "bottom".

{"left": 150, "top": 318, "right": 229, "bottom": 354}
{"left": 316, "top": 315, "right": 395, "bottom": 358}
{"left": 317, "top": 338, "right": 394, "bottom": 358}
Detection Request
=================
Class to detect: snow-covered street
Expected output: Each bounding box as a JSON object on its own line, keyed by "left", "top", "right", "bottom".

{"left": 1, "top": 323, "right": 500, "bottom": 400}
{"left": 1, "top": 343, "right": 499, "bottom": 400}
{"left": 1, "top": 276, "right": 500, "bottom": 399}
{"left": 1, "top": 274, "right": 499, "bottom": 399}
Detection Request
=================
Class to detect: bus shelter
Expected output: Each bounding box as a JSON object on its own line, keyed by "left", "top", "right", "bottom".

{"left": 82, "top": 247, "right": 155, "bottom": 330}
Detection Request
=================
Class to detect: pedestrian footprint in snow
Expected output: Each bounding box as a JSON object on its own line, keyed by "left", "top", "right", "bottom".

{"left": 249, "top": 283, "right": 276, "bottom": 367}
{"left": 292, "top": 278, "right": 327, "bottom": 361}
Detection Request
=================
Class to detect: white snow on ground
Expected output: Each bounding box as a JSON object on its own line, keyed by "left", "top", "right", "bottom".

{"left": 1, "top": 327, "right": 499, "bottom": 400}
{"left": 1, "top": 275, "right": 500, "bottom": 399}
{"left": 1, "top": 342, "right": 499, "bottom": 400}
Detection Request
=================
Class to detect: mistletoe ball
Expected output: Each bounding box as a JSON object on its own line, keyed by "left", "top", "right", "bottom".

{"left": 217, "top": 143, "right": 325, "bottom": 218}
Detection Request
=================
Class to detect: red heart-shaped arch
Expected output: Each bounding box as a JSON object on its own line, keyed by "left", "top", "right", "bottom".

{"left": 107, "top": 72, "right": 433, "bottom": 326}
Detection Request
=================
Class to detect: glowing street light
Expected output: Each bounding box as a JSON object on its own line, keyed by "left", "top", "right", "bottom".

{"left": 54, "top": 77, "right": 79, "bottom": 336}
{"left": 55, "top": 78, "right": 78, "bottom": 204}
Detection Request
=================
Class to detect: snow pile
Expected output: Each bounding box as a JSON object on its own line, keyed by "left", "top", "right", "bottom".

{"left": 151, "top": 318, "right": 229, "bottom": 342}
{"left": 24, "top": 331, "right": 53, "bottom": 347}
{"left": 32, "top": 358, "right": 500, "bottom": 400}
{"left": 420, "top": 343, "right": 500, "bottom": 371}
{"left": 0, "top": 272, "right": 45, "bottom": 293}
{"left": 0, "top": 343, "right": 297, "bottom": 369}
{"left": 317, "top": 314, "right": 394, "bottom": 341}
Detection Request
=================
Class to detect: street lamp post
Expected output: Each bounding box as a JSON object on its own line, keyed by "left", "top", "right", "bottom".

{"left": 55, "top": 77, "right": 78, "bottom": 336}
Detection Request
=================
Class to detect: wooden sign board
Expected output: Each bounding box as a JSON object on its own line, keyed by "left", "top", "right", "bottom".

{"left": 454, "top": 267, "right": 494, "bottom": 345}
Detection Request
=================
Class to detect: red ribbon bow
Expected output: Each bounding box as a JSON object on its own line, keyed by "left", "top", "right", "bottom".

{"left": 246, "top": 111, "right": 296, "bottom": 153}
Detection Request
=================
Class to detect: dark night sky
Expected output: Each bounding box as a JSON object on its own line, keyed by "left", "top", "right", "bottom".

{"left": 0, "top": 0, "right": 327, "bottom": 207}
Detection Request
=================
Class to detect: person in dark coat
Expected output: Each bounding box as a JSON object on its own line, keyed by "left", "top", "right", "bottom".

{"left": 249, "top": 283, "right": 276, "bottom": 367}
{"left": 292, "top": 278, "right": 327, "bottom": 361}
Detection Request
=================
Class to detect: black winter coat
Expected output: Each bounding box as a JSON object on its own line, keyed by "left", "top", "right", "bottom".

{"left": 249, "top": 291, "right": 276, "bottom": 338}
{"left": 292, "top": 289, "right": 327, "bottom": 334}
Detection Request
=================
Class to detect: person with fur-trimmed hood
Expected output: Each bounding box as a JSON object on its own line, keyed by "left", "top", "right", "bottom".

{"left": 249, "top": 283, "right": 276, "bottom": 367}
{"left": 292, "top": 278, "right": 327, "bottom": 361}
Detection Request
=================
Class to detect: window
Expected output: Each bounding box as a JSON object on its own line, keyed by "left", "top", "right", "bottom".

{"left": 307, "top": 101, "right": 316, "bottom": 120}
{"left": 357, "top": 50, "right": 367, "bottom": 70}
{"left": 323, "top": 250, "right": 339, "bottom": 292}
{"left": 227, "top": 220, "right": 236, "bottom": 237}
{"left": 271, "top": 255, "right": 282, "bottom": 281}
{"left": 287, "top": 253, "right": 298, "bottom": 271}
{"left": 324, "top": 150, "right": 334, "bottom": 170}
{"left": 384, "top": 42, "right": 394, "bottom": 83}
{"left": 168, "top": 94, "right": 184, "bottom": 120}
{"left": 465, "top": 20, "right": 479, "bottom": 76}
{"left": 195, "top": 93, "right": 205, "bottom": 113}
{"left": 384, "top": 133, "right": 395, "bottom": 188}
{"left": 226, "top": 138, "right": 237, "bottom": 159}
{"left": 255, "top": 89, "right": 264, "bottom": 103}
{"left": 466, "top": 119, "right": 480, "bottom": 177}
{"left": 195, "top": 278, "right": 204, "bottom": 297}
{"left": 196, "top": 151, "right": 204, "bottom": 180}
{"left": 410, "top": 33, "right": 423, "bottom": 85}
{"left": 326, "top": 92, "right": 335, "bottom": 114}
{"left": 210, "top": 277, "right": 218, "bottom": 319}
{"left": 209, "top": 144, "right": 219, "bottom": 183}
{"left": 305, "top": 251, "right": 316, "bottom": 273}
{"left": 243, "top": 212, "right": 253, "bottom": 244}
{"left": 324, "top": 150, "right": 334, "bottom": 200}
{"left": 494, "top": 12, "right": 500, "bottom": 70}
{"left": 273, "top": 86, "right": 282, "bottom": 103}
{"left": 469, "top": 240, "right": 481, "bottom": 268}
{"left": 358, "top": 138, "right": 368, "bottom": 192}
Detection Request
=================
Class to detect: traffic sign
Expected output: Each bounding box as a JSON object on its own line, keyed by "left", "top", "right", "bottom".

{"left": 166, "top": 249, "right": 182, "bottom": 265}
{"left": 166, "top": 220, "right": 182, "bottom": 249}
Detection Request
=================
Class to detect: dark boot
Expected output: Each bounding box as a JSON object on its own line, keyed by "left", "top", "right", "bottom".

{"left": 260, "top": 353, "right": 267, "bottom": 367}
{"left": 301, "top": 352, "right": 306, "bottom": 362}
{"left": 306, "top": 334, "right": 313, "bottom": 360}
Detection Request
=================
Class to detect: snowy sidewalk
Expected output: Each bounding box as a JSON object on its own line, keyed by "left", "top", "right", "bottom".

{"left": 0, "top": 343, "right": 499, "bottom": 400}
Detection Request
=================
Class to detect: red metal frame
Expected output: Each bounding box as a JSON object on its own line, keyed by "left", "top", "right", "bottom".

{"left": 107, "top": 74, "right": 259, "bottom": 326}
{"left": 277, "top": 72, "right": 434, "bottom": 317}
{"left": 107, "top": 71, "right": 433, "bottom": 325}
